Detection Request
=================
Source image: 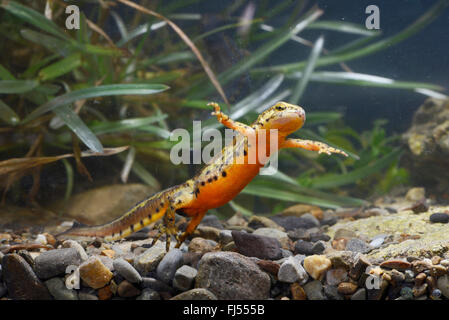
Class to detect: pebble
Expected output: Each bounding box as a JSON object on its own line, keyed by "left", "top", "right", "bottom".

{"left": 430, "top": 288, "right": 441, "bottom": 300}
{"left": 430, "top": 265, "right": 447, "bottom": 277}
{"left": 294, "top": 240, "right": 314, "bottom": 255}
{"left": 410, "top": 199, "right": 428, "bottom": 214}
{"left": 173, "top": 265, "right": 198, "bottom": 291}
{"left": 303, "top": 255, "right": 332, "bottom": 280}
{"left": 0, "top": 283, "right": 6, "bottom": 298}
{"left": 113, "top": 258, "right": 142, "bottom": 283}
{"left": 34, "top": 248, "right": 82, "bottom": 280}
{"left": 345, "top": 238, "right": 372, "bottom": 254}
{"left": 270, "top": 215, "right": 319, "bottom": 231}
{"left": 277, "top": 256, "right": 308, "bottom": 284}
{"left": 118, "top": 280, "right": 141, "bottom": 298}
{"left": 303, "top": 280, "right": 326, "bottom": 300}
{"left": 253, "top": 228, "right": 290, "bottom": 249}
{"left": 2, "top": 253, "right": 52, "bottom": 300}
{"left": 134, "top": 240, "right": 166, "bottom": 273}
{"left": 380, "top": 259, "right": 411, "bottom": 271}
{"left": 290, "top": 283, "right": 307, "bottom": 300}
{"left": 404, "top": 270, "right": 415, "bottom": 282}
{"left": 35, "top": 234, "right": 47, "bottom": 245}
{"left": 326, "top": 268, "right": 348, "bottom": 286}
{"left": 429, "top": 212, "right": 449, "bottom": 223}
{"left": 171, "top": 288, "right": 218, "bottom": 300}
{"left": 141, "top": 277, "right": 174, "bottom": 293}
{"left": 287, "top": 228, "right": 310, "bottom": 241}
{"left": 45, "top": 277, "right": 78, "bottom": 300}
{"left": 195, "top": 252, "right": 271, "bottom": 300}
{"left": 350, "top": 288, "right": 366, "bottom": 300}
{"left": 188, "top": 237, "right": 217, "bottom": 254}
{"left": 413, "top": 283, "right": 428, "bottom": 297}
{"left": 62, "top": 240, "right": 88, "bottom": 261}
{"left": 194, "top": 226, "right": 221, "bottom": 242}
{"left": 156, "top": 248, "right": 184, "bottom": 284}
{"left": 323, "top": 284, "right": 343, "bottom": 300}
{"left": 349, "top": 254, "right": 371, "bottom": 280}
{"left": 248, "top": 216, "right": 284, "bottom": 231}
{"left": 199, "top": 215, "right": 224, "bottom": 229}
{"left": 337, "top": 282, "right": 358, "bottom": 295}
{"left": 256, "top": 259, "right": 280, "bottom": 276}
{"left": 79, "top": 256, "right": 113, "bottom": 289}
{"left": 218, "top": 230, "right": 233, "bottom": 245}
{"left": 437, "top": 274, "right": 449, "bottom": 299}
{"left": 309, "top": 232, "right": 330, "bottom": 242}
{"left": 137, "top": 288, "right": 161, "bottom": 300}
{"left": 232, "top": 230, "right": 282, "bottom": 260}
{"left": 400, "top": 286, "right": 413, "bottom": 300}
{"left": 311, "top": 241, "right": 326, "bottom": 254}
{"left": 320, "top": 211, "right": 338, "bottom": 226}
{"left": 78, "top": 292, "right": 99, "bottom": 300}
{"left": 333, "top": 228, "right": 356, "bottom": 240}
{"left": 226, "top": 212, "right": 247, "bottom": 227}
{"left": 405, "top": 187, "right": 425, "bottom": 201}
{"left": 412, "top": 259, "right": 432, "bottom": 273}
{"left": 369, "top": 234, "right": 387, "bottom": 248}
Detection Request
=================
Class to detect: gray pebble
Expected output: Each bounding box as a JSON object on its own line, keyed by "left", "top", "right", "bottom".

{"left": 287, "top": 228, "right": 310, "bottom": 241}
{"left": 218, "top": 230, "right": 233, "bottom": 245}
{"left": 45, "top": 277, "right": 78, "bottom": 300}
{"left": 171, "top": 288, "right": 218, "bottom": 300}
{"left": 156, "top": 248, "right": 184, "bottom": 284}
{"left": 400, "top": 286, "right": 414, "bottom": 300}
{"left": 173, "top": 265, "right": 198, "bottom": 291}
{"left": 278, "top": 256, "right": 308, "bottom": 284}
{"left": 430, "top": 212, "right": 449, "bottom": 223}
{"left": 311, "top": 241, "right": 326, "bottom": 254}
{"left": 350, "top": 288, "right": 366, "bottom": 300}
{"left": 137, "top": 288, "right": 161, "bottom": 300}
{"left": 323, "top": 284, "right": 343, "bottom": 300}
{"left": 62, "top": 240, "right": 88, "bottom": 261}
{"left": 404, "top": 270, "right": 415, "bottom": 282}
{"left": 113, "top": 258, "right": 142, "bottom": 283}
{"left": 437, "top": 274, "right": 449, "bottom": 299}
{"left": 141, "top": 277, "right": 174, "bottom": 293}
{"left": 200, "top": 215, "right": 224, "bottom": 229}
{"left": 304, "top": 280, "right": 326, "bottom": 300}
{"left": 78, "top": 292, "right": 99, "bottom": 300}
{"left": 345, "top": 238, "right": 372, "bottom": 254}
{"left": 34, "top": 248, "right": 82, "bottom": 280}
{"left": 369, "top": 235, "right": 386, "bottom": 248}
{"left": 294, "top": 240, "right": 314, "bottom": 255}
{"left": 232, "top": 230, "right": 283, "bottom": 260}
{"left": 134, "top": 240, "right": 166, "bottom": 273}
{"left": 270, "top": 215, "right": 319, "bottom": 231}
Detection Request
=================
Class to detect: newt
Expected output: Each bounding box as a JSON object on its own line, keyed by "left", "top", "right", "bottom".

{"left": 58, "top": 102, "right": 347, "bottom": 250}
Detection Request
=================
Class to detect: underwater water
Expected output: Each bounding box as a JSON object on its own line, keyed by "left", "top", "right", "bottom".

{"left": 0, "top": 0, "right": 449, "bottom": 302}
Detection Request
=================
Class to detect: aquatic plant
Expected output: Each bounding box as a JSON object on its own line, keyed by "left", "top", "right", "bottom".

{"left": 0, "top": 0, "right": 447, "bottom": 214}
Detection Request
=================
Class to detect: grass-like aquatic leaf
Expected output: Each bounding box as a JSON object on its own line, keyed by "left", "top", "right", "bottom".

{"left": 53, "top": 105, "right": 104, "bottom": 153}
{"left": 0, "top": 64, "right": 15, "bottom": 80}
{"left": 0, "top": 100, "right": 20, "bottom": 125}
{"left": 38, "top": 53, "right": 83, "bottom": 81}
{"left": 23, "top": 84, "right": 169, "bottom": 123}
{"left": 228, "top": 201, "right": 253, "bottom": 217}
{"left": 0, "top": 80, "right": 38, "bottom": 94}
{"left": 91, "top": 115, "right": 169, "bottom": 135}
{"left": 307, "top": 20, "right": 380, "bottom": 36}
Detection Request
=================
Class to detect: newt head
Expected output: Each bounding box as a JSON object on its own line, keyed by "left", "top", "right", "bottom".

{"left": 255, "top": 101, "right": 306, "bottom": 136}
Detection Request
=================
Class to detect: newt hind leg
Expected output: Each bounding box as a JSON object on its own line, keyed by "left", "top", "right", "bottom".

{"left": 175, "top": 210, "right": 207, "bottom": 248}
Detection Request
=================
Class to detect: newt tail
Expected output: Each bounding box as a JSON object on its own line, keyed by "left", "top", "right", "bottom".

{"left": 58, "top": 101, "right": 348, "bottom": 251}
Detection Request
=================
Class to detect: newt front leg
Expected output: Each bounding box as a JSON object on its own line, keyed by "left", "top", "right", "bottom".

{"left": 281, "top": 138, "right": 348, "bottom": 157}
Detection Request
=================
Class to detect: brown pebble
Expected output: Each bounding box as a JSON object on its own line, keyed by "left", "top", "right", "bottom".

{"left": 98, "top": 285, "right": 113, "bottom": 300}
{"left": 332, "top": 238, "right": 348, "bottom": 251}
{"left": 415, "top": 272, "right": 427, "bottom": 286}
{"left": 380, "top": 259, "right": 411, "bottom": 271}
{"left": 431, "top": 256, "right": 442, "bottom": 265}
{"left": 290, "top": 283, "right": 307, "bottom": 300}
{"left": 430, "top": 265, "right": 447, "bottom": 277}
{"left": 117, "top": 280, "right": 141, "bottom": 298}
{"left": 413, "top": 283, "right": 427, "bottom": 297}
{"left": 256, "top": 259, "right": 280, "bottom": 275}
{"left": 412, "top": 260, "right": 432, "bottom": 273}
{"left": 410, "top": 199, "right": 428, "bottom": 214}
{"left": 43, "top": 233, "right": 56, "bottom": 246}
{"left": 101, "top": 249, "right": 116, "bottom": 259}
{"left": 91, "top": 239, "right": 102, "bottom": 248}
{"left": 426, "top": 275, "right": 437, "bottom": 291}
{"left": 337, "top": 282, "right": 358, "bottom": 295}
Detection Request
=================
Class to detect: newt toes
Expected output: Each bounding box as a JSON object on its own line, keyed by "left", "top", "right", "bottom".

{"left": 57, "top": 101, "right": 348, "bottom": 251}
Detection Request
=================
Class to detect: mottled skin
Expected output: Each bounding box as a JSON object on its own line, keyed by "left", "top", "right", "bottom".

{"left": 58, "top": 102, "right": 347, "bottom": 250}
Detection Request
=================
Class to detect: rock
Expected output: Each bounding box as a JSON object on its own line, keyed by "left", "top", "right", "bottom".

{"left": 79, "top": 256, "right": 113, "bottom": 289}
{"left": 277, "top": 256, "right": 308, "bottom": 284}
{"left": 62, "top": 240, "right": 88, "bottom": 261}
{"left": 56, "top": 184, "right": 158, "bottom": 225}
{"left": 226, "top": 212, "right": 247, "bottom": 227}
{"left": 117, "top": 280, "right": 141, "bottom": 298}
{"left": 2, "top": 254, "right": 52, "bottom": 300}
{"left": 156, "top": 248, "right": 184, "bottom": 284}
{"left": 281, "top": 204, "right": 323, "bottom": 219}
{"left": 311, "top": 241, "right": 326, "bottom": 254}
{"left": 287, "top": 228, "right": 310, "bottom": 241}
{"left": 413, "top": 283, "right": 428, "bottom": 297}
{"left": 369, "top": 235, "right": 387, "bottom": 248}
{"left": 253, "top": 228, "right": 290, "bottom": 249}
{"left": 389, "top": 269, "right": 406, "bottom": 285}
{"left": 303, "top": 255, "right": 332, "bottom": 280}
{"left": 199, "top": 215, "right": 224, "bottom": 229}
{"left": 351, "top": 288, "right": 366, "bottom": 300}
{"left": 333, "top": 228, "right": 357, "bottom": 240}
{"left": 270, "top": 215, "right": 319, "bottom": 231}
{"left": 171, "top": 288, "right": 218, "bottom": 300}
{"left": 430, "top": 265, "right": 447, "bottom": 277}
{"left": 337, "top": 282, "right": 358, "bottom": 295}
{"left": 256, "top": 260, "right": 280, "bottom": 276}
{"left": 248, "top": 216, "right": 284, "bottom": 231}
{"left": 430, "top": 212, "right": 449, "bottom": 223}
{"left": 309, "top": 232, "right": 331, "bottom": 242}
{"left": 380, "top": 259, "right": 411, "bottom": 271}
{"left": 326, "top": 250, "right": 354, "bottom": 270}
{"left": 98, "top": 285, "right": 113, "bottom": 300}
{"left": 78, "top": 292, "right": 99, "bottom": 300}
{"left": 194, "top": 226, "right": 221, "bottom": 242}
{"left": 134, "top": 240, "right": 166, "bottom": 273}
{"left": 326, "top": 268, "right": 348, "bottom": 286}
{"left": 430, "top": 288, "right": 442, "bottom": 300}
{"left": 45, "top": 277, "right": 78, "bottom": 300}
{"left": 412, "top": 259, "right": 432, "bottom": 273}
{"left": 137, "top": 288, "right": 160, "bottom": 300}
{"left": 218, "top": 230, "right": 233, "bottom": 245}
{"left": 34, "top": 248, "right": 82, "bottom": 280}
{"left": 410, "top": 200, "right": 429, "bottom": 214}
{"left": 406, "top": 187, "right": 426, "bottom": 202}
{"left": 232, "top": 230, "right": 282, "bottom": 260}
{"left": 173, "top": 265, "right": 198, "bottom": 291}
{"left": 323, "top": 284, "right": 343, "bottom": 300}
{"left": 101, "top": 249, "right": 116, "bottom": 259}
{"left": 188, "top": 237, "right": 218, "bottom": 254}
{"left": 349, "top": 254, "right": 371, "bottom": 280}
{"left": 195, "top": 252, "right": 271, "bottom": 300}
{"left": 321, "top": 211, "right": 338, "bottom": 226}
{"left": 290, "top": 283, "right": 307, "bottom": 300}
{"left": 303, "top": 280, "right": 326, "bottom": 300}
{"left": 400, "top": 286, "right": 414, "bottom": 300}
{"left": 113, "top": 258, "right": 142, "bottom": 283}
{"left": 367, "top": 278, "right": 389, "bottom": 300}
{"left": 405, "top": 270, "right": 415, "bottom": 282}
{"left": 294, "top": 240, "right": 314, "bottom": 255}
{"left": 345, "top": 238, "right": 372, "bottom": 254}
{"left": 0, "top": 283, "right": 6, "bottom": 298}
{"left": 35, "top": 234, "right": 47, "bottom": 245}
{"left": 141, "top": 277, "right": 174, "bottom": 293}
{"left": 437, "top": 274, "right": 449, "bottom": 299}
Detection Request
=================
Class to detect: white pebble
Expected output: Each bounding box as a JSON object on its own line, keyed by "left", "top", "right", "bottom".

{"left": 35, "top": 234, "right": 47, "bottom": 245}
